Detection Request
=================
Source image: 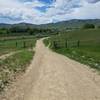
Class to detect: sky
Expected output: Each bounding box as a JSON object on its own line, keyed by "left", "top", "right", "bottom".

{"left": 0, "top": 0, "right": 100, "bottom": 24}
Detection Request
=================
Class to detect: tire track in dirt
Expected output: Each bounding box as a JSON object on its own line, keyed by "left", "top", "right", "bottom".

{"left": 0, "top": 39, "right": 100, "bottom": 100}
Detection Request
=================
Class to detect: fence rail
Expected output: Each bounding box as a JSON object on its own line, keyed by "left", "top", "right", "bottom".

{"left": 0, "top": 40, "right": 34, "bottom": 49}
{"left": 52, "top": 39, "right": 100, "bottom": 49}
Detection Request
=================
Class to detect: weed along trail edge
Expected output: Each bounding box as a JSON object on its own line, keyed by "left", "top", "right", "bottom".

{"left": 1, "top": 39, "right": 100, "bottom": 100}
{"left": 0, "top": 50, "right": 22, "bottom": 60}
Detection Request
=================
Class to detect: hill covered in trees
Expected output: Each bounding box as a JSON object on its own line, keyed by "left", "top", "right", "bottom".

{"left": 0, "top": 19, "right": 100, "bottom": 37}
{"left": 0, "top": 19, "right": 100, "bottom": 29}
{"left": 41, "top": 19, "right": 100, "bottom": 29}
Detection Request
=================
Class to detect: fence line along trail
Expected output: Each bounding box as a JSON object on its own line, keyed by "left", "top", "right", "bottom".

{"left": 1, "top": 39, "right": 100, "bottom": 100}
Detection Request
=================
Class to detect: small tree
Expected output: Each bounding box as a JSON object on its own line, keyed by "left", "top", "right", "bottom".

{"left": 82, "top": 23, "right": 95, "bottom": 29}
{"left": 97, "top": 26, "right": 100, "bottom": 29}
{"left": 27, "top": 28, "right": 34, "bottom": 35}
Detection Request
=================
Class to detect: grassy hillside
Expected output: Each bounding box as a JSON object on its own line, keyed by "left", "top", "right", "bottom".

{"left": 44, "top": 29, "right": 100, "bottom": 71}
{"left": 51, "top": 29, "right": 100, "bottom": 41}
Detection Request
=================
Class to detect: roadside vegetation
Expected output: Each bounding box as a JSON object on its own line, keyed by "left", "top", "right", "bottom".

{"left": 0, "top": 26, "right": 58, "bottom": 37}
{"left": 44, "top": 28, "right": 100, "bottom": 72}
{"left": 0, "top": 37, "right": 36, "bottom": 56}
{"left": 0, "top": 50, "right": 34, "bottom": 92}
{"left": 0, "top": 36, "right": 36, "bottom": 92}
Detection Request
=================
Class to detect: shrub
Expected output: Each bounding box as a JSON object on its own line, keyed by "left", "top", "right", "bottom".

{"left": 97, "top": 26, "right": 100, "bottom": 28}
{"left": 82, "top": 23, "right": 95, "bottom": 29}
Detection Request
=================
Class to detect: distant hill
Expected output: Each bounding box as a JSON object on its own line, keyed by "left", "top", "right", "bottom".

{"left": 13, "top": 23, "right": 38, "bottom": 28}
{"left": 40, "top": 19, "right": 100, "bottom": 29}
{"left": 0, "top": 19, "right": 100, "bottom": 29}
{"left": 0, "top": 23, "right": 11, "bottom": 28}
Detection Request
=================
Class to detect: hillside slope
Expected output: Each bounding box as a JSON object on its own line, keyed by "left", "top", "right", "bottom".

{"left": 0, "top": 19, "right": 100, "bottom": 29}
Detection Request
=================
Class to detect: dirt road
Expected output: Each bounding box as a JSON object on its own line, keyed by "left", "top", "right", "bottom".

{"left": 1, "top": 39, "right": 100, "bottom": 100}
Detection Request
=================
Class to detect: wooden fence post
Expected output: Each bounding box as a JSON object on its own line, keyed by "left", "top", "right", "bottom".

{"left": 31, "top": 43, "right": 33, "bottom": 48}
{"left": 77, "top": 40, "right": 80, "bottom": 47}
{"left": 65, "top": 40, "right": 68, "bottom": 48}
{"left": 16, "top": 42, "right": 18, "bottom": 47}
{"left": 53, "top": 41, "right": 57, "bottom": 49}
{"left": 23, "top": 41, "right": 26, "bottom": 48}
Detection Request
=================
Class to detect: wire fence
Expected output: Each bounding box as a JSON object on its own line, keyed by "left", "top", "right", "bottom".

{"left": 51, "top": 39, "right": 100, "bottom": 49}
{"left": 0, "top": 40, "right": 35, "bottom": 49}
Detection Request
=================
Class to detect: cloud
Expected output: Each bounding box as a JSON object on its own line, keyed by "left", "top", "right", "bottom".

{"left": 0, "top": 0, "right": 45, "bottom": 23}
{"left": 0, "top": 0, "right": 100, "bottom": 24}
{"left": 68, "top": 1, "right": 100, "bottom": 19}
{"left": 86, "top": 0, "right": 100, "bottom": 3}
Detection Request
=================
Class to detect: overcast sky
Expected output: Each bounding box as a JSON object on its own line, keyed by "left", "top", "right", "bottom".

{"left": 0, "top": 0, "right": 100, "bottom": 24}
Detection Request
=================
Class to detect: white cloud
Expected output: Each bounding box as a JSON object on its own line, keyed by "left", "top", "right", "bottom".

{"left": 69, "top": 1, "right": 100, "bottom": 19}
{"left": 0, "top": 0, "right": 45, "bottom": 23}
{"left": 0, "top": 0, "right": 100, "bottom": 24}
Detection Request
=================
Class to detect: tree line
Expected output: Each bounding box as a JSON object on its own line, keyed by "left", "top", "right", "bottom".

{"left": 82, "top": 23, "right": 100, "bottom": 29}
{"left": 0, "top": 26, "right": 59, "bottom": 37}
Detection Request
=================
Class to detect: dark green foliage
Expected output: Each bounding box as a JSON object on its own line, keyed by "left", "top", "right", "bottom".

{"left": 77, "top": 40, "right": 80, "bottom": 47}
{"left": 65, "top": 40, "right": 68, "bottom": 48}
{"left": 0, "top": 28, "right": 7, "bottom": 34}
{"left": 82, "top": 23, "right": 95, "bottom": 29}
{"left": 97, "top": 26, "right": 100, "bottom": 28}
{"left": 0, "top": 26, "right": 58, "bottom": 37}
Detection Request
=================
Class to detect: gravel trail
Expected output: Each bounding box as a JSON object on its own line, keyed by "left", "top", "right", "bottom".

{"left": 0, "top": 39, "right": 100, "bottom": 100}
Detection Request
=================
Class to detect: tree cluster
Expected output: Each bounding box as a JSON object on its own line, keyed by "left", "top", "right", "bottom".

{"left": 82, "top": 23, "right": 95, "bottom": 29}
{"left": 0, "top": 26, "right": 58, "bottom": 36}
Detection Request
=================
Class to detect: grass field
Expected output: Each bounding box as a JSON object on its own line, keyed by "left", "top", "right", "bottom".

{"left": 0, "top": 36, "right": 36, "bottom": 92}
{"left": 44, "top": 29, "right": 100, "bottom": 71}
{"left": 0, "top": 37, "right": 36, "bottom": 56}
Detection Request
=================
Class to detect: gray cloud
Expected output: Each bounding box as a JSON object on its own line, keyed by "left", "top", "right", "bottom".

{"left": 87, "top": 0, "right": 100, "bottom": 3}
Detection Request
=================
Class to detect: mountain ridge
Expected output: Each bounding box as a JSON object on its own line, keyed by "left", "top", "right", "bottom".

{"left": 0, "top": 19, "right": 100, "bottom": 29}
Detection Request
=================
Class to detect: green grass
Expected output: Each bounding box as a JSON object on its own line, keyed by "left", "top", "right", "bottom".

{"left": 58, "top": 29, "right": 100, "bottom": 41}
{"left": 0, "top": 37, "right": 36, "bottom": 56}
{"left": 44, "top": 29, "right": 100, "bottom": 71}
{"left": 0, "top": 50, "right": 34, "bottom": 92}
{"left": 55, "top": 47, "right": 100, "bottom": 70}
{"left": 0, "top": 36, "right": 36, "bottom": 92}
{"left": 43, "top": 38, "right": 50, "bottom": 47}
